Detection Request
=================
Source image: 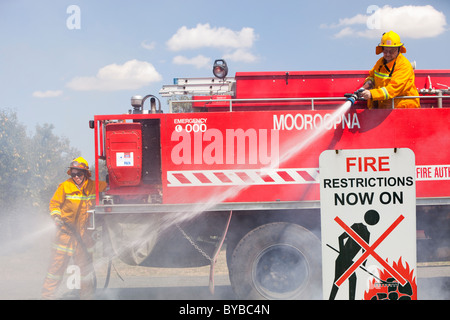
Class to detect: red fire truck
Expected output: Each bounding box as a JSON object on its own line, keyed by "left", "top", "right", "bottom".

{"left": 90, "top": 60, "right": 450, "bottom": 299}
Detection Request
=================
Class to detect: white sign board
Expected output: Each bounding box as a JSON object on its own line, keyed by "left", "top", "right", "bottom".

{"left": 320, "top": 148, "right": 417, "bottom": 300}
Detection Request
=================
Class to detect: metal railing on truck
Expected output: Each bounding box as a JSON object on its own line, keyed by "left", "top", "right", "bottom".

{"left": 168, "top": 94, "right": 450, "bottom": 112}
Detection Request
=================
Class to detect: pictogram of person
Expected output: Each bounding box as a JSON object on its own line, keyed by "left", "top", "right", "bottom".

{"left": 329, "top": 209, "right": 380, "bottom": 300}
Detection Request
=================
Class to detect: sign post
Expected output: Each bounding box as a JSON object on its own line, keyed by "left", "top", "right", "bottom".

{"left": 320, "top": 148, "right": 417, "bottom": 300}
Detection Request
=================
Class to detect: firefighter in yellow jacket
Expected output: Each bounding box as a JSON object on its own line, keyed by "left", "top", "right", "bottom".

{"left": 360, "top": 31, "right": 420, "bottom": 109}
{"left": 42, "top": 157, "right": 107, "bottom": 299}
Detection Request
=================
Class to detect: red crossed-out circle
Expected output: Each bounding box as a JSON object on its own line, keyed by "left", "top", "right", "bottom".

{"left": 334, "top": 215, "right": 407, "bottom": 287}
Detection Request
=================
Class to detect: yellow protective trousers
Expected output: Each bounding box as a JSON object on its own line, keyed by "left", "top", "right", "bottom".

{"left": 42, "top": 227, "right": 96, "bottom": 299}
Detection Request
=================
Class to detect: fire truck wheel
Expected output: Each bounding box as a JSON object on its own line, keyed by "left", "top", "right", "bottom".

{"left": 229, "top": 222, "right": 321, "bottom": 300}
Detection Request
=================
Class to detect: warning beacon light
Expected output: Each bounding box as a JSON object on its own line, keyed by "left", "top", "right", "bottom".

{"left": 213, "top": 59, "right": 228, "bottom": 79}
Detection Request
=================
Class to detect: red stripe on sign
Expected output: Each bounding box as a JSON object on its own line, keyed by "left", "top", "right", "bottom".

{"left": 259, "top": 172, "right": 275, "bottom": 183}
{"left": 236, "top": 172, "right": 252, "bottom": 183}
{"left": 277, "top": 171, "right": 295, "bottom": 182}
{"left": 193, "top": 172, "right": 212, "bottom": 184}
{"left": 172, "top": 173, "right": 191, "bottom": 184}
{"left": 214, "top": 172, "right": 232, "bottom": 183}
{"left": 297, "top": 170, "right": 316, "bottom": 181}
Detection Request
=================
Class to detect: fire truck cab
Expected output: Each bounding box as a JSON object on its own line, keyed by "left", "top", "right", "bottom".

{"left": 90, "top": 60, "right": 450, "bottom": 299}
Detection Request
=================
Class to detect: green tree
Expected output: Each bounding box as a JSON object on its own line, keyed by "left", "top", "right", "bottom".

{"left": 0, "top": 109, "right": 29, "bottom": 240}
{"left": 26, "top": 123, "right": 80, "bottom": 213}
{"left": 170, "top": 95, "right": 193, "bottom": 113}
{"left": 0, "top": 109, "right": 80, "bottom": 242}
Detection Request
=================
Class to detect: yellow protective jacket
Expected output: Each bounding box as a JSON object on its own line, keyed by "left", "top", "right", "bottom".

{"left": 366, "top": 53, "right": 420, "bottom": 109}
{"left": 49, "top": 178, "right": 107, "bottom": 235}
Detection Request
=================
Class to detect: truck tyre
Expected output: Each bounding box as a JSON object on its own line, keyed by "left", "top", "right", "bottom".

{"left": 229, "top": 222, "right": 322, "bottom": 299}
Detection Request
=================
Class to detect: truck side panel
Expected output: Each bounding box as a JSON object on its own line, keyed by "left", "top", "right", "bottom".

{"left": 161, "top": 108, "right": 450, "bottom": 204}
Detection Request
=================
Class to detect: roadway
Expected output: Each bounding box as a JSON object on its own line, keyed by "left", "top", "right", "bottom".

{"left": 91, "top": 261, "right": 450, "bottom": 300}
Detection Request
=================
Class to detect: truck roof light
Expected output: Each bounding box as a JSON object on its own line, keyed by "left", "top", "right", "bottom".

{"left": 213, "top": 59, "right": 228, "bottom": 79}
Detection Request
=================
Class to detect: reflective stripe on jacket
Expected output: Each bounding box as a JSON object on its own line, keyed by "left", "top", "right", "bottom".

{"left": 49, "top": 178, "right": 107, "bottom": 235}
{"left": 366, "top": 53, "right": 420, "bottom": 109}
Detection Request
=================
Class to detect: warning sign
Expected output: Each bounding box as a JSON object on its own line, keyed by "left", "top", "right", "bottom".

{"left": 319, "top": 148, "right": 417, "bottom": 300}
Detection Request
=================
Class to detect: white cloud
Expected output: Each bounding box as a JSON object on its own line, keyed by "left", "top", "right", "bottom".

{"left": 141, "top": 40, "right": 156, "bottom": 50}
{"left": 332, "top": 27, "right": 356, "bottom": 39}
{"left": 321, "top": 14, "right": 368, "bottom": 29}
{"left": 66, "top": 59, "right": 162, "bottom": 91}
{"left": 173, "top": 55, "right": 211, "bottom": 69}
{"left": 223, "top": 49, "right": 258, "bottom": 63}
{"left": 166, "top": 23, "right": 259, "bottom": 66}
{"left": 32, "top": 90, "right": 63, "bottom": 98}
{"left": 167, "top": 23, "right": 257, "bottom": 51}
{"left": 324, "top": 5, "right": 447, "bottom": 39}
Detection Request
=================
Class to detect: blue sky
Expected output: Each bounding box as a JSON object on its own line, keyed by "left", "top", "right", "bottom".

{"left": 1, "top": 0, "right": 449, "bottom": 164}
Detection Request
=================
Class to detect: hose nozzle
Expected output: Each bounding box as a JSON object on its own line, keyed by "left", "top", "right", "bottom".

{"left": 346, "top": 93, "right": 358, "bottom": 105}
{"left": 345, "top": 88, "right": 365, "bottom": 106}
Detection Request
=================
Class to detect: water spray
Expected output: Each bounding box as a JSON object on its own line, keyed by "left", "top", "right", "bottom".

{"left": 155, "top": 96, "right": 356, "bottom": 226}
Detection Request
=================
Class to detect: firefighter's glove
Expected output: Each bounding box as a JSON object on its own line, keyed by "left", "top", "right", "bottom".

{"left": 53, "top": 216, "right": 64, "bottom": 228}
{"left": 355, "top": 88, "right": 365, "bottom": 97}
{"left": 360, "top": 90, "right": 372, "bottom": 100}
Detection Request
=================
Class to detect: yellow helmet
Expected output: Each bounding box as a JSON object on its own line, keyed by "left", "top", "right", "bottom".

{"left": 67, "top": 157, "right": 91, "bottom": 177}
{"left": 376, "top": 31, "right": 406, "bottom": 55}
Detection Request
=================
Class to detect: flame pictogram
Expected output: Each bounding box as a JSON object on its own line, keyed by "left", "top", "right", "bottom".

{"left": 364, "top": 257, "right": 417, "bottom": 300}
